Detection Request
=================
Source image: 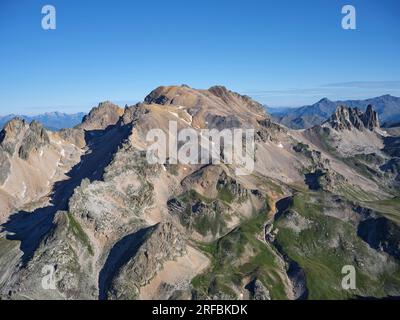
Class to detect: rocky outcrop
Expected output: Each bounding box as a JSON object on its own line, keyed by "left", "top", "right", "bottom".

{"left": 18, "top": 121, "right": 50, "bottom": 160}
{"left": 245, "top": 279, "right": 271, "bottom": 300}
{"left": 2, "top": 211, "right": 97, "bottom": 300}
{"left": 0, "top": 118, "right": 50, "bottom": 160}
{"left": 208, "top": 85, "right": 265, "bottom": 115}
{"left": 0, "top": 150, "right": 10, "bottom": 185}
{"left": 79, "top": 101, "right": 124, "bottom": 131}
{"left": 255, "top": 117, "right": 285, "bottom": 143}
{"left": 325, "top": 105, "right": 380, "bottom": 131}
{"left": 180, "top": 165, "right": 248, "bottom": 201}
{"left": 107, "top": 222, "right": 187, "bottom": 300}
{"left": 121, "top": 103, "right": 149, "bottom": 125}
{"left": 57, "top": 128, "right": 86, "bottom": 148}
{"left": 167, "top": 198, "right": 186, "bottom": 215}
{"left": 274, "top": 95, "right": 400, "bottom": 130}
{"left": 293, "top": 142, "right": 330, "bottom": 169}
{"left": 363, "top": 105, "right": 380, "bottom": 130}
{"left": 292, "top": 142, "right": 345, "bottom": 192}
{"left": 217, "top": 171, "right": 248, "bottom": 200}
{"left": 304, "top": 169, "right": 345, "bottom": 192}
{"left": 180, "top": 165, "right": 224, "bottom": 197}
{"left": 167, "top": 191, "right": 229, "bottom": 238}
{"left": 204, "top": 114, "right": 241, "bottom": 130}
{"left": 0, "top": 118, "right": 29, "bottom": 155}
{"left": 144, "top": 89, "right": 170, "bottom": 105}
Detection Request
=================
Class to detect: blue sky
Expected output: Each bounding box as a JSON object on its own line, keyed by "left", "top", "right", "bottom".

{"left": 0, "top": 0, "right": 399, "bottom": 114}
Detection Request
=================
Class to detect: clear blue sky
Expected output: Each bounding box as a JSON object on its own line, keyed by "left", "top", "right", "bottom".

{"left": 0, "top": 0, "right": 399, "bottom": 114}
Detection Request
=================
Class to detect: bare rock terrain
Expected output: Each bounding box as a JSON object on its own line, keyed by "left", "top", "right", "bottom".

{"left": 1, "top": 85, "right": 400, "bottom": 300}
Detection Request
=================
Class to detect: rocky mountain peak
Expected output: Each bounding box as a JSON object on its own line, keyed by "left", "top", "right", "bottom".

{"left": 0, "top": 117, "right": 50, "bottom": 159}
{"left": 144, "top": 86, "right": 173, "bottom": 105}
{"left": 29, "top": 119, "right": 46, "bottom": 132}
{"left": 0, "top": 118, "right": 28, "bottom": 154}
{"left": 324, "top": 104, "right": 380, "bottom": 131}
{"left": 0, "top": 117, "right": 27, "bottom": 141}
{"left": 207, "top": 85, "right": 264, "bottom": 111}
{"left": 363, "top": 104, "right": 380, "bottom": 130}
{"left": 208, "top": 85, "right": 230, "bottom": 98}
{"left": 318, "top": 97, "right": 331, "bottom": 104}
{"left": 79, "top": 101, "right": 124, "bottom": 131}
{"left": 18, "top": 121, "right": 50, "bottom": 160}
{"left": 143, "top": 85, "right": 267, "bottom": 126}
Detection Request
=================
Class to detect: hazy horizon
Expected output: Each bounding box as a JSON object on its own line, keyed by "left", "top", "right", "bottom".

{"left": 1, "top": 90, "right": 400, "bottom": 117}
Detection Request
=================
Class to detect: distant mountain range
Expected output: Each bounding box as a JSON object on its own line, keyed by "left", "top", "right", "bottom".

{"left": 269, "top": 94, "right": 400, "bottom": 129}
{"left": 0, "top": 112, "right": 86, "bottom": 131}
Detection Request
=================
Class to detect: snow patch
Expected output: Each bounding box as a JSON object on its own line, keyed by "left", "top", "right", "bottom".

{"left": 21, "top": 182, "right": 27, "bottom": 198}
{"left": 168, "top": 110, "right": 193, "bottom": 126}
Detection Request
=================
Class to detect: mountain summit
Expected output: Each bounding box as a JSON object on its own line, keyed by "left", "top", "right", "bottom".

{"left": 79, "top": 101, "right": 124, "bottom": 131}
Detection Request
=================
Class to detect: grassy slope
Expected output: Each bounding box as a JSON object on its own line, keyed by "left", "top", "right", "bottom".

{"left": 361, "top": 197, "right": 400, "bottom": 224}
{"left": 67, "top": 213, "right": 94, "bottom": 256}
{"left": 274, "top": 193, "right": 400, "bottom": 299}
{"left": 192, "top": 205, "right": 288, "bottom": 300}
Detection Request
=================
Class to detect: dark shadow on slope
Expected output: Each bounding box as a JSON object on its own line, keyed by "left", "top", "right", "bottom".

{"left": 98, "top": 225, "right": 155, "bottom": 300}
{"left": 0, "top": 123, "right": 132, "bottom": 266}
{"left": 274, "top": 196, "right": 293, "bottom": 222}
{"left": 383, "top": 136, "right": 400, "bottom": 158}
{"left": 357, "top": 217, "right": 400, "bottom": 260}
{"left": 304, "top": 170, "right": 325, "bottom": 191}
{"left": 273, "top": 241, "right": 309, "bottom": 300}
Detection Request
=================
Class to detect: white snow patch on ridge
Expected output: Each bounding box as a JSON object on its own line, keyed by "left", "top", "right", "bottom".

{"left": 21, "top": 182, "right": 27, "bottom": 198}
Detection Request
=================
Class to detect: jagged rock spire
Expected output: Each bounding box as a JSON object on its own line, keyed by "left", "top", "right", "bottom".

{"left": 324, "top": 104, "right": 380, "bottom": 131}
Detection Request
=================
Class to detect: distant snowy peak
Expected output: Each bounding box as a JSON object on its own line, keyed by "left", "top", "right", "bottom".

{"left": 0, "top": 112, "right": 86, "bottom": 130}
